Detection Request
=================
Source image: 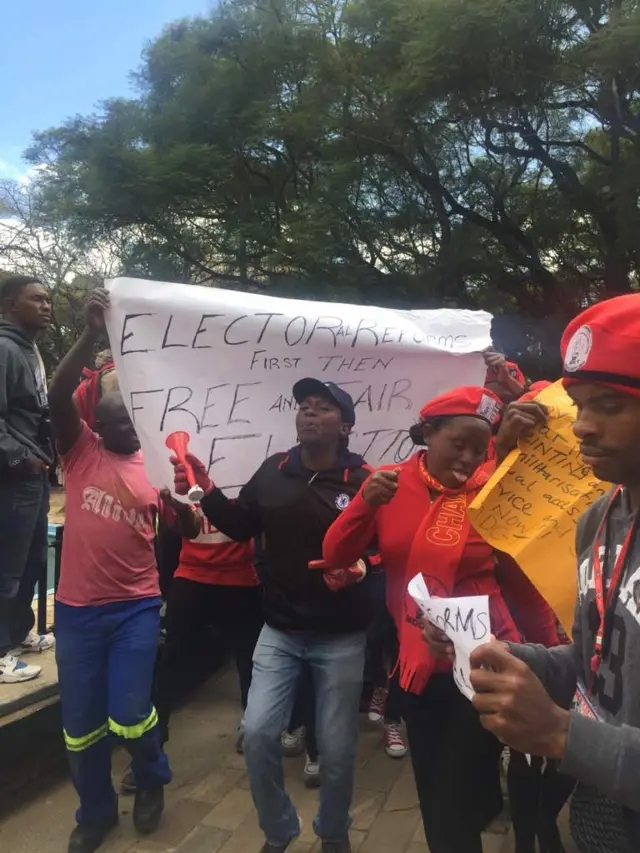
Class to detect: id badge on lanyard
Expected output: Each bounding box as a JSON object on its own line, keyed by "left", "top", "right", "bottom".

{"left": 589, "top": 487, "right": 638, "bottom": 685}
{"left": 572, "top": 679, "right": 602, "bottom": 722}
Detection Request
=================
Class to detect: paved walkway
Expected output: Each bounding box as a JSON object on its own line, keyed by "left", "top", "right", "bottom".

{"left": 0, "top": 664, "right": 577, "bottom": 853}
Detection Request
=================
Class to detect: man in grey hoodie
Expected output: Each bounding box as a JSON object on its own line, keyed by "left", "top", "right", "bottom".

{"left": 463, "top": 294, "right": 640, "bottom": 853}
{"left": 0, "top": 274, "right": 55, "bottom": 683}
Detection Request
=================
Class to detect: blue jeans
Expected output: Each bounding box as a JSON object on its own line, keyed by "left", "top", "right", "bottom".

{"left": 244, "top": 625, "right": 366, "bottom": 846}
{"left": 0, "top": 472, "right": 49, "bottom": 653}
{"left": 55, "top": 597, "right": 172, "bottom": 826}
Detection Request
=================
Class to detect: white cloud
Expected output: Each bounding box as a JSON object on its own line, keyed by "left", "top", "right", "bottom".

{"left": 0, "top": 155, "right": 39, "bottom": 185}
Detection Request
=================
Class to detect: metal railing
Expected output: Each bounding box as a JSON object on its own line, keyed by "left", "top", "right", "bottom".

{"left": 36, "top": 526, "right": 63, "bottom": 635}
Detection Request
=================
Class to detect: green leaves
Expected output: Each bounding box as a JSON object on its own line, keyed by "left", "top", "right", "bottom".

{"left": 10, "top": 0, "right": 640, "bottom": 377}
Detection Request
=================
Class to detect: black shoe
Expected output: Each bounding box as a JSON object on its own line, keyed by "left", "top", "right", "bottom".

{"left": 538, "top": 826, "right": 567, "bottom": 853}
{"left": 133, "top": 786, "right": 164, "bottom": 835}
{"left": 259, "top": 843, "right": 292, "bottom": 853}
{"left": 67, "top": 814, "right": 118, "bottom": 853}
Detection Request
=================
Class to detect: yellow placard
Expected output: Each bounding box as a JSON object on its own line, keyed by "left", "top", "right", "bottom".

{"left": 468, "top": 381, "right": 610, "bottom": 636}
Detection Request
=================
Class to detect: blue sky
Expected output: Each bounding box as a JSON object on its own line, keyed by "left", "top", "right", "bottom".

{"left": 1, "top": 0, "right": 213, "bottom": 180}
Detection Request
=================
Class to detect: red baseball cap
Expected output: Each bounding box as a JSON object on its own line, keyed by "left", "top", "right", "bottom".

{"left": 561, "top": 294, "right": 640, "bottom": 398}
{"left": 412, "top": 386, "right": 503, "bottom": 445}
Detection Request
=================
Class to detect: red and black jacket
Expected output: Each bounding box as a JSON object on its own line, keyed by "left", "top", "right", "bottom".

{"left": 200, "top": 445, "right": 372, "bottom": 634}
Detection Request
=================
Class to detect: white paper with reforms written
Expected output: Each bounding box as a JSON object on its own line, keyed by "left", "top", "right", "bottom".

{"left": 105, "top": 278, "right": 492, "bottom": 495}
{"left": 408, "top": 573, "right": 491, "bottom": 701}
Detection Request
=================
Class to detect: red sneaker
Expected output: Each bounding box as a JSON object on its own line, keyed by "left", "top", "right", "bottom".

{"left": 384, "top": 722, "right": 408, "bottom": 758}
{"left": 367, "top": 687, "right": 388, "bottom": 723}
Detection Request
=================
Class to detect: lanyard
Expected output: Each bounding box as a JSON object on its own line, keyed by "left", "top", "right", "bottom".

{"left": 590, "top": 486, "right": 638, "bottom": 681}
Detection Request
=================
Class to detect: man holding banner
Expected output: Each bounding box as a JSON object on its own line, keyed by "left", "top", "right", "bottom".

{"left": 469, "top": 294, "right": 640, "bottom": 853}
{"left": 50, "top": 291, "right": 199, "bottom": 853}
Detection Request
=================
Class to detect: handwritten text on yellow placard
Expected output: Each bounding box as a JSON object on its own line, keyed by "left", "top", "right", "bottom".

{"left": 469, "top": 381, "right": 610, "bottom": 636}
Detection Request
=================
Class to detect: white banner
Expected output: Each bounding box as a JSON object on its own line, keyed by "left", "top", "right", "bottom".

{"left": 105, "top": 278, "right": 492, "bottom": 494}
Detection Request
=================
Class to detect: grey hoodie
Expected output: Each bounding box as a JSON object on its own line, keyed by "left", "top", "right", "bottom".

{"left": 0, "top": 320, "right": 52, "bottom": 470}
{"left": 510, "top": 488, "right": 640, "bottom": 851}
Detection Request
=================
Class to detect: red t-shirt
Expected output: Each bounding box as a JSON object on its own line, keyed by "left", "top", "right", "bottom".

{"left": 175, "top": 508, "right": 258, "bottom": 587}
{"left": 56, "top": 423, "right": 171, "bottom": 607}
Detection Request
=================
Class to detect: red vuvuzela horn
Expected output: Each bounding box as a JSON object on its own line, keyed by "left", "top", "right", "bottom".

{"left": 165, "top": 430, "right": 204, "bottom": 502}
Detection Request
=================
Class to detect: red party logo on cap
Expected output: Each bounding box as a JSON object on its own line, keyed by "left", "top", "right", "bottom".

{"left": 564, "top": 325, "right": 593, "bottom": 372}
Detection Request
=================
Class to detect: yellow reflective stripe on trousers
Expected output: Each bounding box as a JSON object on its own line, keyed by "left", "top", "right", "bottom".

{"left": 63, "top": 722, "right": 109, "bottom": 753}
{"left": 109, "top": 707, "right": 158, "bottom": 740}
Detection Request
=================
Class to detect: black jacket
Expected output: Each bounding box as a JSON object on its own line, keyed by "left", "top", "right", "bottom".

{"left": 200, "top": 446, "right": 372, "bottom": 634}
{"left": 0, "top": 321, "right": 52, "bottom": 470}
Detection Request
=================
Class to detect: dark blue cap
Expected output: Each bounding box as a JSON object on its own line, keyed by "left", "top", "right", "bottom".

{"left": 292, "top": 378, "right": 356, "bottom": 425}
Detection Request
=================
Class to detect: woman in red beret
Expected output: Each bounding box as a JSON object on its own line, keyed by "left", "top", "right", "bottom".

{"left": 323, "top": 386, "right": 556, "bottom": 853}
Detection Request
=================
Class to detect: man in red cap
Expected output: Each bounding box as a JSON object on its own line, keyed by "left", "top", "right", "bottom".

{"left": 467, "top": 294, "right": 640, "bottom": 853}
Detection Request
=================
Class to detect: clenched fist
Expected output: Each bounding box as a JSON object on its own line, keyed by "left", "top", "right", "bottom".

{"left": 362, "top": 469, "right": 400, "bottom": 507}
{"left": 494, "top": 401, "right": 547, "bottom": 463}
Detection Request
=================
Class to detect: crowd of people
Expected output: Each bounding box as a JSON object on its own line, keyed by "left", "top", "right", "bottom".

{"left": 1, "top": 272, "right": 639, "bottom": 853}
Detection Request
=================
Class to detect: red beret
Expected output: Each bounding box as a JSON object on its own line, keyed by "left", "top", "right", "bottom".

{"left": 419, "top": 386, "right": 503, "bottom": 426}
{"left": 518, "top": 381, "right": 552, "bottom": 403}
{"left": 485, "top": 360, "right": 525, "bottom": 387}
{"left": 561, "top": 294, "right": 640, "bottom": 397}
{"left": 529, "top": 380, "right": 552, "bottom": 393}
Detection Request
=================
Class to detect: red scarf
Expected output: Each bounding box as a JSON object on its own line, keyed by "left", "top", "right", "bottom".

{"left": 397, "top": 453, "right": 490, "bottom": 694}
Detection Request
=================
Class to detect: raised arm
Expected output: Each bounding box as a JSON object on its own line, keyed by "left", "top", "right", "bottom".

{"left": 49, "top": 289, "right": 109, "bottom": 455}
{"left": 323, "top": 470, "right": 396, "bottom": 567}
{"left": 493, "top": 401, "right": 547, "bottom": 465}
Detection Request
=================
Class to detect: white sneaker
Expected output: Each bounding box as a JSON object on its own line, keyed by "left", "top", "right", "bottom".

{"left": 0, "top": 653, "right": 42, "bottom": 683}
{"left": 281, "top": 726, "right": 306, "bottom": 757}
{"left": 17, "top": 630, "right": 55, "bottom": 654}
{"left": 303, "top": 754, "right": 320, "bottom": 789}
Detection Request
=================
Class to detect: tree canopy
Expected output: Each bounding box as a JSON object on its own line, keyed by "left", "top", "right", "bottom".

{"left": 14, "top": 0, "right": 640, "bottom": 373}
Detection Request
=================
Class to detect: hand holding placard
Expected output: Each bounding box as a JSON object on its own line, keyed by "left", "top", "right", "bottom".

{"left": 408, "top": 573, "right": 491, "bottom": 701}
